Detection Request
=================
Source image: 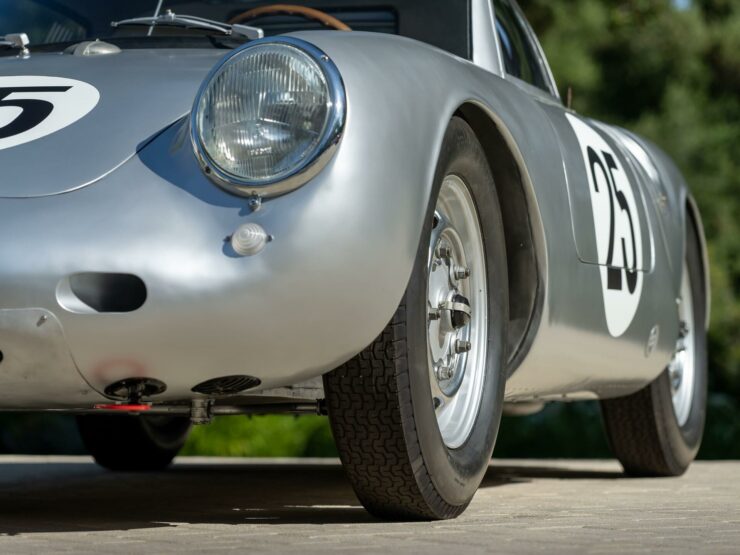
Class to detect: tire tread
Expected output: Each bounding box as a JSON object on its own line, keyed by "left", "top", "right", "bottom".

{"left": 324, "top": 304, "right": 465, "bottom": 520}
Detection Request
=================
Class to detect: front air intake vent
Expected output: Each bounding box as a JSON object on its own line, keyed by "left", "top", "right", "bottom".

{"left": 57, "top": 272, "right": 146, "bottom": 314}
{"left": 192, "top": 375, "right": 261, "bottom": 396}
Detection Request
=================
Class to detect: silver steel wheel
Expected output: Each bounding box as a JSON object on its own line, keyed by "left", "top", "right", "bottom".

{"left": 427, "top": 174, "right": 488, "bottom": 449}
{"left": 669, "top": 261, "right": 696, "bottom": 427}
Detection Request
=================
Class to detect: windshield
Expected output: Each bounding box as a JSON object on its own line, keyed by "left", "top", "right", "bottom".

{"left": 0, "top": 0, "right": 396, "bottom": 47}
{"left": 0, "top": 1, "right": 471, "bottom": 60}
{"left": 0, "top": 1, "right": 286, "bottom": 46}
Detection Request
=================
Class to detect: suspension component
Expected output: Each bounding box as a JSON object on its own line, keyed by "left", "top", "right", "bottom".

{"left": 190, "top": 398, "right": 214, "bottom": 425}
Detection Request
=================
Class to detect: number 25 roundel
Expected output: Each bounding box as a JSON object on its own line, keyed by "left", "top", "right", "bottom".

{"left": 0, "top": 76, "right": 99, "bottom": 151}
{"left": 566, "top": 114, "right": 644, "bottom": 338}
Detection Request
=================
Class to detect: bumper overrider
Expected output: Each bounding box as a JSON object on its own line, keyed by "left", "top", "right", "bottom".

{"left": 0, "top": 37, "right": 422, "bottom": 409}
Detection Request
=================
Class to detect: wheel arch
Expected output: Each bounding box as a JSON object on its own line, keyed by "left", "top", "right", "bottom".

{"left": 455, "top": 102, "right": 547, "bottom": 375}
{"left": 686, "top": 194, "right": 711, "bottom": 330}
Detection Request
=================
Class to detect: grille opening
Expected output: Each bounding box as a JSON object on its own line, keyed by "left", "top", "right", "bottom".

{"left": 192, "top": 375, "right": 261, "bottom": 396}
{"left": 57, "top": 273, "right": 147, "bottom": 314}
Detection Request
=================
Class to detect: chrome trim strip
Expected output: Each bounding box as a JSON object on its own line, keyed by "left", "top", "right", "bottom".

{"left": 190, "top": 36, "right": 347, "bottom": 198}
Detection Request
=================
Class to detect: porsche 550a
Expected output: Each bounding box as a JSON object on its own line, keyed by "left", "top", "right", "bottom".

{"left": 0, "top": 0, "right": 708, "bottom": 520}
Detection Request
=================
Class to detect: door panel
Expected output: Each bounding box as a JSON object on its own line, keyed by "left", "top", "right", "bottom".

{"left": 540, "top": 108, "right": 657, "bottom": 337}
{"left": 565, "top": 113, "right": 651, "bottom": 273}
{"left": 544, "top": 109, "right": 655, "bottom": 272}
{"left": 484, "top": 0, "right": 679, "bottom": 396}
{"left": 595, "top": 124, "right": 679, "bottom": 273}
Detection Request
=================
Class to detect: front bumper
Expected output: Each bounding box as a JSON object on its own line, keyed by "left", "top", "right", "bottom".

{"left": 0, "top": 308, "right": 106, "bottom": 406}
{"left": 0, "top": 119, "right": 424, "bottom": 408}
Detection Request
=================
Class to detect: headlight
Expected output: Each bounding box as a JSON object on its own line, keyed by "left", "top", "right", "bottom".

{"left": 191, "top": 38, "right": 346, "bottom": 197}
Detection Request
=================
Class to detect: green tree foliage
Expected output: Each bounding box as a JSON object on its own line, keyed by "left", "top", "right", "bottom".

{"left": 181, "top": 415, "right": 336, "bottom": 458}
{"left": 520, "top": 0, "right": 740, "bottom": 398}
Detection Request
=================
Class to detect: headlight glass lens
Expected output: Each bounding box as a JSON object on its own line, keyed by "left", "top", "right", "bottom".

{"left": 195, "top": 43, "right": 332, "bottom": 184}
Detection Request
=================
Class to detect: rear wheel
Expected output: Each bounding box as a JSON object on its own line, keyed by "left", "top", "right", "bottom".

{"left": 601, "top": 216, "right": 707, "bottom": 476}
{"left": 77, "top": 414, "right": 191, "bottom": 472}
{"left": 324, "top": 117, "right": 508, "bottom": 520}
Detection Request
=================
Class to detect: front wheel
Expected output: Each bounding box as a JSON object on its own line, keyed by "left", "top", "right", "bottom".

{"left": 324, "top": 117, "right": 508, "bottom": 520}
{"left": 77, "top": 414, "right": 191, "bottom": 472}
{"left": 600, "top": 215, "right": 708, "bottom": 476}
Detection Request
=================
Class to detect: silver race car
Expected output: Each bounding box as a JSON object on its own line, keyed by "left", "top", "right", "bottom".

{"left": 0, "top": 0, "right": 709, "bottom": 520}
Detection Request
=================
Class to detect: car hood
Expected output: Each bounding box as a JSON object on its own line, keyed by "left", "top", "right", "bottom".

{"left": 0, "top": 48, "right": 224, "bottom": 198}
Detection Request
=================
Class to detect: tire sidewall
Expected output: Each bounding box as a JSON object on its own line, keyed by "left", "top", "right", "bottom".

{"left": 404, "top": 118, "right": 508, "bottom": 506}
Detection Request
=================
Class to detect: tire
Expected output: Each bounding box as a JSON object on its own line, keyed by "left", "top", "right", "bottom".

{"left": 600, "top": 215, "right": 708, "bottom": 476}
{"left": 323, "top": 117, "right": 508, "bottom": 520}
{"left": 77, "top": 414, "right": 191, "bottom": 472}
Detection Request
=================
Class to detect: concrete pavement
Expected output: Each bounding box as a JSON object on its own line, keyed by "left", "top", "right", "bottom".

{"left": 0, "top": 456, "right": 737, "bottom": 554}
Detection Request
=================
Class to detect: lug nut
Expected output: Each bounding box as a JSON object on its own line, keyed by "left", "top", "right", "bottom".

{"left": 437, "top": 246, "right": 452, "bottom": 260}
{"left": 455, "top": 340, "right": 472, "bottom": 354}
{"left": 429, "top": 309, "right": 441, "bottom": 321}
{"left": 454, "top": 265, "right": 471, "bottom": 280}
{"left": 436, "top": 365, "right": 454, "bottom": 381}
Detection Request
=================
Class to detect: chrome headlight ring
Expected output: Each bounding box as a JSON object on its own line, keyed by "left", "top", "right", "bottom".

{"left": 191, "top": 37, "right": 346, "bottom": 198}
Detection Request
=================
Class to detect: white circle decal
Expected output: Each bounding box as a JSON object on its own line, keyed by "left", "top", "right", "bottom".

{"left": 566, "top": 114, "right": 644, "bottom": 337}
{"left": 0, "top": 76, "right": 99, "bottom": 150}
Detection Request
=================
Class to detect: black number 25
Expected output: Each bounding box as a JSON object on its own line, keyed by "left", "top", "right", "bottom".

{"left": 587, "top": 146, "right": 639, "bottom": 294}
{"left": 0, "top": 86, "right": 71, "bottom": 140}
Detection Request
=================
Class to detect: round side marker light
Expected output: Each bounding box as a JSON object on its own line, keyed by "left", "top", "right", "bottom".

{"left": 231, "top": 223, "right": 270, "bottom": 256}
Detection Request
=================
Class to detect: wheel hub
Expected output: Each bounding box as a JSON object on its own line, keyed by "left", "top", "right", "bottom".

{"left": 669, "top": 263, "right": 696, "bottom": 427}
{"left": 428, "top": 235, "right": 472, "bottom": 396}
{"left": 426, "top": 175, "right": 488, "bottom": 449}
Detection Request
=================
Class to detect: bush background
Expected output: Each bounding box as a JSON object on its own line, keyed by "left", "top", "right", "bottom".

{"left": 1, "top": 0, "right": 738, "bottom": 459}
